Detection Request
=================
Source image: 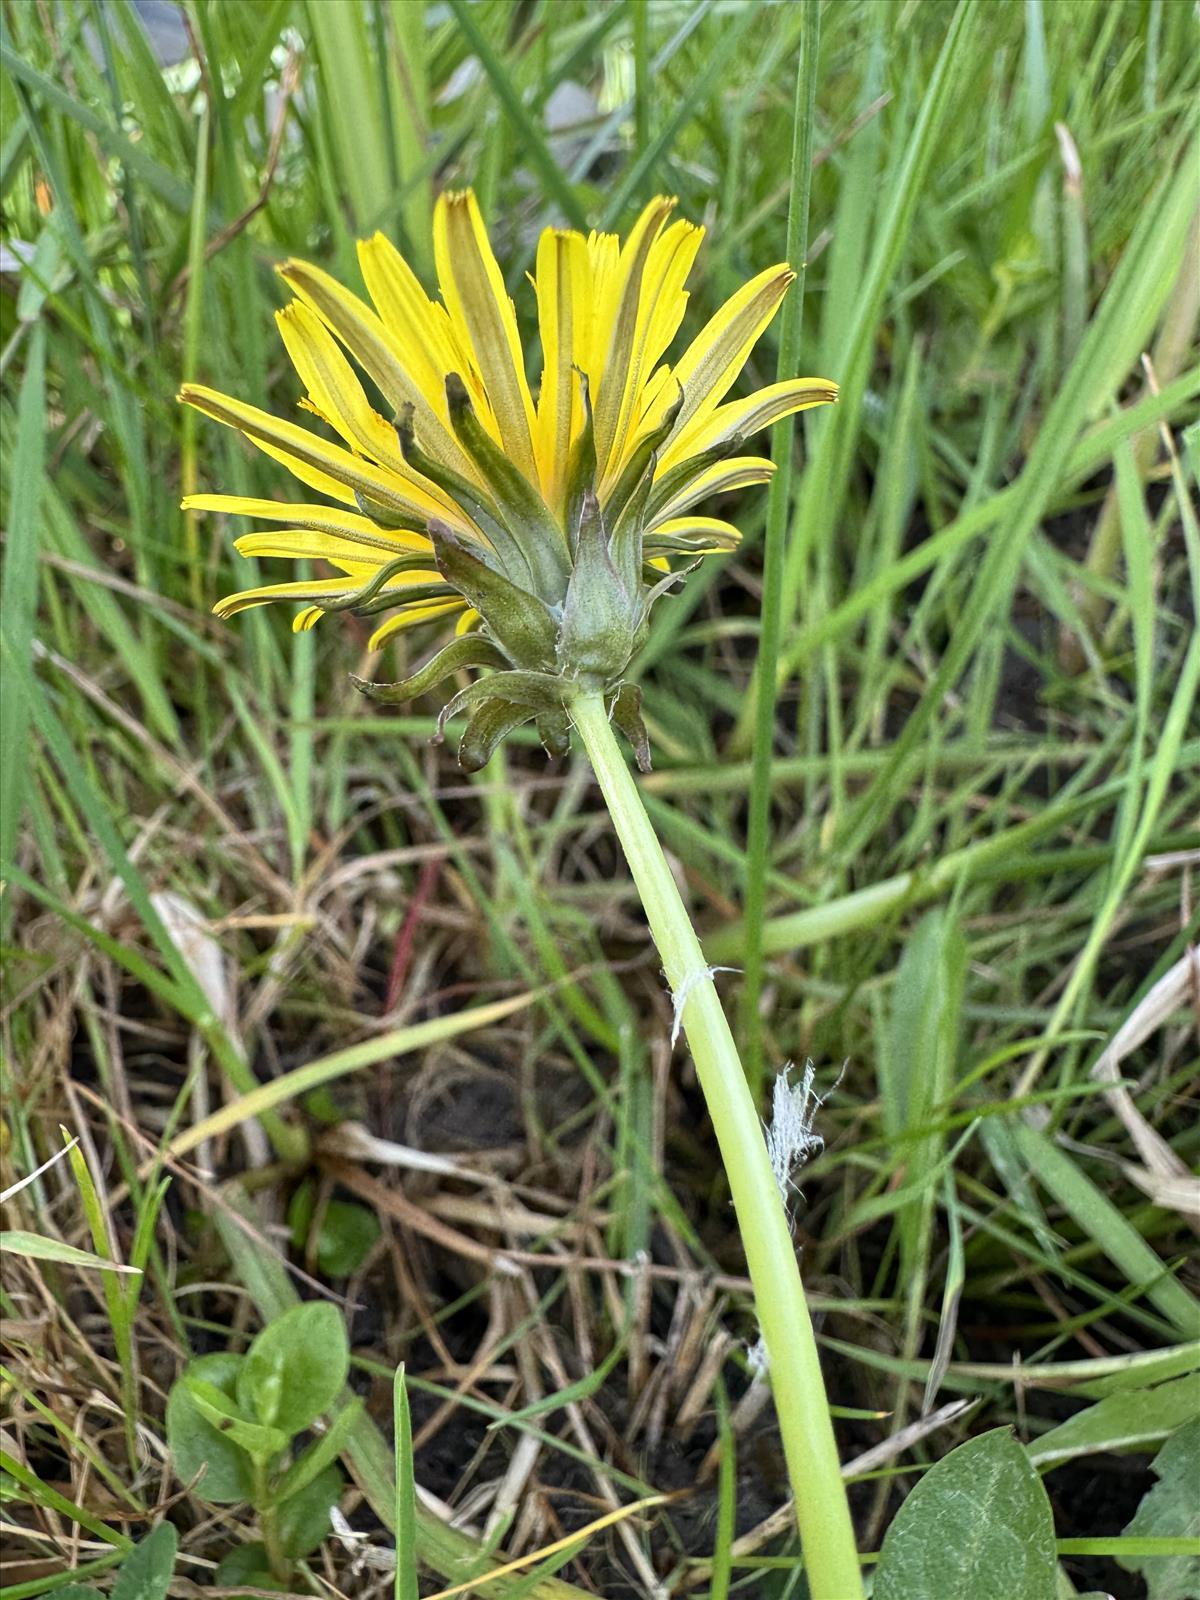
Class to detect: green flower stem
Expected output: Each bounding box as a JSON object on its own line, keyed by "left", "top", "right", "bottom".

{"left": 253, "top": 1460, "right": 289, "bottom": 1581}
{"left": 570, "top": 690, "right": 863, "bottom": 1600}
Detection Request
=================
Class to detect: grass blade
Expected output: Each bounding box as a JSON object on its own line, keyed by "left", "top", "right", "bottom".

{"left": 0, "top": 321, "right": 45, "bottom": 921}
{"left": 1010, "top": 1118, "right": 1200, "bottom": 1338}
{"left": 739, "top": 0, "right": 821, "bottom": 1094}
{"left": 394, "top": 1366, "right": 419, "bottom": 1600}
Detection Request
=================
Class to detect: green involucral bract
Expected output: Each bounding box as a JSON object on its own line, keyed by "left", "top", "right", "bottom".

{"left": 367, "top": 413, "right": 670, "bottom": 772}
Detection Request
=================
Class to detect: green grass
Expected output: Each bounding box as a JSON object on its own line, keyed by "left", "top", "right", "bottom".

{"left": 2, "top": 1, "right": 1198, "bottom": 1596}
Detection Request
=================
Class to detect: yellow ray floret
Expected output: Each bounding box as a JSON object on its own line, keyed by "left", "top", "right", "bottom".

{"left": 179, "top": 383, "right": 471, "bottom": 532}
{"left": 182, "top": 495, "right": 429, "bottom": 555}
{"left": 368, "top": 598, "right": 468, "bottom": 650}
{"left": 658, "top": 376, "right": 839, "bottom": 471}
{"left": 214, "top": 571, "right": 444, "bottom": 620}
{"left": 434, "top": 189, "right": 539, "bottom": 482}
{"left": 646, "top": 456, "right": 774, "bottom": 526}
{"left": 277, "top": 256, "right": 473, "bottom": 479}
{"left": 533, "top": 227, "right": 590, "bottom": 510}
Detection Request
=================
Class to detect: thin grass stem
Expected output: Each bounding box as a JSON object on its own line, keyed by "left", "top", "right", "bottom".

{"left": 740, "top": 0, "right": 821, "bottom": 1097}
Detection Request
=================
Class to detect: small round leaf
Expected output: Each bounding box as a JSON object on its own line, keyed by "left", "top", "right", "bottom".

{"left": 110, "top": 1521, "right": 177, "bottom": 1600}
{"left": 278, "top": 1463, "right": 342, "bottom": 1559}
{"left": 874, "top": 1427, "right": 1056, "bottom": 1600}
{"left": 214, "top": 1543, "right": 289, "bottom": 1592}
{"left": 166, "top": 1352, "right": 254, "bottom": 1505}
{"left": 237, "top": 1302, "right": 349, "bottom": 1435}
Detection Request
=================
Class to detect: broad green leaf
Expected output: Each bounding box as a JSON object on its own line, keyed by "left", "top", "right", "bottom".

{"left": 183, "top": 1377, "right": 289, "bottom": 1462}
{"left": 873, "top": 1428, "right": 1056, "bottom": 1600}
{"left": 277, "top": 1463, "right": 342, "bottom": 1559}
{"left": 216, "top": 1191, "right": 591, "bottom": 1596}
{"left": 288, "top": 1184, "right": 382, "bottom": 1278}
{"left": 110, "top": 1523, "right": 178, "bottom": 1600}
{"left": 267, "top": 1399, "right": 361, "bottom": 1510}
{"left": 1121, "top": 1422, "right": 1200, "bottom": 1600}
{"left": 165, "top": 1353, "right": 254, "bottom": 1505}
{"left": 1030, "top": 1374, "right": 1200, "bottom": 1468}
{"left": 237, "top": 1302, "right": 349, "bottom": 1436}
{"left": 213, "top": 1543, "right": 288, "bottom": 1591}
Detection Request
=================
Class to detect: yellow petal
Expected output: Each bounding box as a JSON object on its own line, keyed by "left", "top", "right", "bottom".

{"left": 233, "top": 529, "right": 432, "bottom": 563}
{"left": 276, "top": 301, "right": 406, "bottom": 468}
{"left": 591, "top": 196, "right": 675, "bottom": 476}
{"left": 647, "top": 456, "right": 774, "bottom": 525}
{"left": 628, "top": 363, "right": 676, "bottom": 431}
{"left": 183, "top": 495, "right": 401, "bottom": 539}
{"left": 600, "top": 217, "right": 704, "bottom": 486}
{"left": 647, "top": 265, "right": 795, "bottom": 448}
{"left": 454, "top": 607, "right": 482, "bottom": 636}
{"left": 278, "top": 257, "right": 472, "bottom": 476}
{"left": 534, "top": 228, "right": 590, "bottom": 509}
{"left": 368, "top": 598, "right": 465, "bottom": 650}
{"left": 658, "top": 376, "right": 838, "bottom": 472}
{"left": 215, "top": 570, "right": 447, "bottom": 622}
{"left": 180, "top": 384, "right": 354, "bottom": 507}
{"left": 357, "top": 231, "right": 465, "bottom": 396}
{"left": 179, "top": 384, "right": 469, "bottom": 530}
{"left": 433, "top": 190, "right": 538, "bottom": 483}
{"left": 276, "top": 306, "right": 484, "bottom": 536}
{"left": 582, "top": 228, "right": 620, "bottom": 378}
{"left": 648, "top": 515, "right": 743, "bottom": 551}
{"left": 640, "top": 221, "right": 704, "bottom": 373}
